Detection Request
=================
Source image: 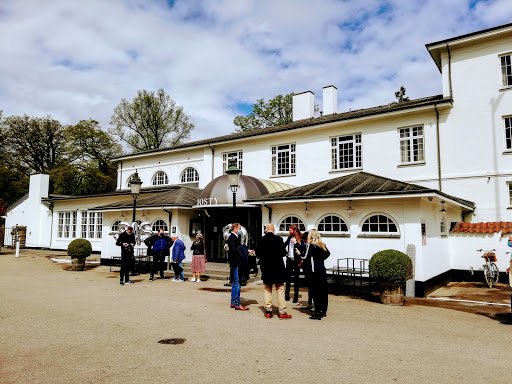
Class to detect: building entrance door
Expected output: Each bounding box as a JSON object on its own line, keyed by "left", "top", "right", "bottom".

{"left": 203, "top": 207, "right": 261, "bottom": 262}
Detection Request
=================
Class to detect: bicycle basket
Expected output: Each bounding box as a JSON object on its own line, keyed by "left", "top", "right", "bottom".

{"left": 483, "top": 252, "right": 497, "bottom": 262}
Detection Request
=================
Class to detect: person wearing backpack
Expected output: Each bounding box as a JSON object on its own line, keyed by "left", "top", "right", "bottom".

{"left": 144, "top": 228, "right": 173, "bottom": 281}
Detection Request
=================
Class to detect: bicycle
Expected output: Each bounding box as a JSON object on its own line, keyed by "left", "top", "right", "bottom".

{"left": 477, "top": 249, "right": 499, "bottom": 288}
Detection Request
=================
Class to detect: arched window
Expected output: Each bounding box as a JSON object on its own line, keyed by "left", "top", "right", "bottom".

{"left": 127, "top": 174, "right": 136, "bottom": 188}
{"left": 152, "top": 171, "right": 168, "bottom": 186}
{"left": 111, "top": 220, "right": 122, "bottom": 232}
{"left": 361, "top": 214, "right": 398, "bottom": 234}
{"left": 180, "top": 167, "right": 199, "bottom": 183}
{"left": 318, "top": 215, "right": 349, "bottom": 233}
{"left": 152, "top": 219, "right": 168, "bottom": 232}
{"left": 278, "top": 216, "right": 305, "bottom": 232}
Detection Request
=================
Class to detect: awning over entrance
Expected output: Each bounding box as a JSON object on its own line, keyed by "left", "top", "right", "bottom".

{"left": 195, "top": 175, "right": 294, "bottom": 208}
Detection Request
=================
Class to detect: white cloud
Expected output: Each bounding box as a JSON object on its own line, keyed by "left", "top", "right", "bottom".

{"left": 0, "top": 0, "right": 509, "bottom": 144}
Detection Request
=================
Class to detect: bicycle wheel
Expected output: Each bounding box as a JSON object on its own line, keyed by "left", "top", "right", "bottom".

{"left": 491, "top": 263, "right": 499, "bottom": 285}
{"left": 484, "top": 264, "right": 493, "bottom": 288}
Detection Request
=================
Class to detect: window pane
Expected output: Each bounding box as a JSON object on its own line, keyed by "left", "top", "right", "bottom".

{"left": 362, "top": 215, "right": 398, "bottom": 234}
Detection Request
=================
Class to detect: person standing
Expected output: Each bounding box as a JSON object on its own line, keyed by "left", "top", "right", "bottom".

{"left": 256, "top": 223, "right": 291, "bottom": 319}
{"left": 227, "top": 223, "right": 248, "bottom": 310}
{"left": 171, "top": 235, "right": 185, "bottom": 282}
{"left": 116, "top": 226, "right": 135, "bottom": 285}
{"left": 299, "top": 231, "right": 313, "bottom": 309}
{"left": 145, "top": 228, "right": 173, "bottom": 281}
{"left": 307, "top": 229, "right": 330, "bottom": 320}
{"left": 284, "top": 224, "right": 305, "bottom": 303}
{"left": 190, "top": 233, "right": 206, "bottom": 282}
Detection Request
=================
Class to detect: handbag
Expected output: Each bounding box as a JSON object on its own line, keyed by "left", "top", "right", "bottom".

{"left": 171, "top": 262, "right": 183, "bottom": 275}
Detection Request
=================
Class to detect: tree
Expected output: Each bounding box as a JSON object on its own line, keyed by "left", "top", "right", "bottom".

{"left": 66, "top": 119, "right": 122, "bottom": 173}
{"left": 395, "top": 86, "right": 410, "bottom": 103}
{"left": 3, "top": 115, "right": 69, "bottom": 174}
{"left": 110, "top": 89, "right": 194, "bottom": 152}
{"left": 233, "top": 93, "right": 294, "bottom": 132}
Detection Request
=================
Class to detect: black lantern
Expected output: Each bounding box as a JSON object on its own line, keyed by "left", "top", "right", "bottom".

{"left": 130, "top": 171, "right": 143, "bottom": 223}
{"left": 226, "top": 164, "right": 242, "bottom": 208}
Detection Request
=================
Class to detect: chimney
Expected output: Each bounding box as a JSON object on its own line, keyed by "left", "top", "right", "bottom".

{"left": 323, "top": 85, "right": 337, "bottom": 115}
{"left": 29, "top": 174, "right": 49, "bottom": 199}
{"left": 292, "top": 91, "right": 314, "bottom": 121}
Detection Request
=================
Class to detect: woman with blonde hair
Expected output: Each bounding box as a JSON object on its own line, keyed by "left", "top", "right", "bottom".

{"left": 307, "top": 229, "right": 330, "bottom": 320}
{"left": 190, "top": 233, "right": 206, "bottom": 282}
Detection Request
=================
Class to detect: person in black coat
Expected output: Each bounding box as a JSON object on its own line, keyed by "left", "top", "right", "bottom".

{"left": 227, "top": 223, "right": 248, "bottom": 311}
{"left": 306, "top": 229, "right": 331, "bottom": 320}
{"left": 144, "top": 228, "right": 173, "bottom": 281}
{"left": 256, "top": 223, "right": 291, "bottom": 319}
{"left": 116, "top": 227, "right": 136, "bottom": 285}
{"left": 284, "top": 224, "right": 306, "bottom": 303}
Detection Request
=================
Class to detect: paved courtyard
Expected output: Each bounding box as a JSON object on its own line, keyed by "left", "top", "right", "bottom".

{"left": 1, "top": 248, "right": 511, "bottom": 384}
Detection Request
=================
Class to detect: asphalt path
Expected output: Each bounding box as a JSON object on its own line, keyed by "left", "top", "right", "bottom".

{"left": 1, "top": 249, "right": 511, "bottom": 384}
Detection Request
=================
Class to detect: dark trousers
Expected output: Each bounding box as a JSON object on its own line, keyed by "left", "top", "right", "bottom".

{"left": 120, "top": 253, "right": 133, "bottom": 282}
{"left": 285, "top": 259, "right": 300, "bottom": 300}
{"left": 304, "top": 271, "right": 313, "bottom": 305}
{"left": 150, "top": 252, "right": 165, "bottom": 278}
{"left": 311, "top": 271, "right": 328, "bottom": 314}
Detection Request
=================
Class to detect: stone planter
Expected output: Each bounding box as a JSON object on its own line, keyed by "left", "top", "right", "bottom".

{"left": 378, "top": 282, "right": 405, "bottom": 306}
{"left": 71, "top": 257, "right": 86, "bottom": 271}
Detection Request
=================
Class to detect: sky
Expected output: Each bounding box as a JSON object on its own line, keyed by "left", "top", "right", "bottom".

{"left": 0, "top": 0, "right": 511, "bottom": 143}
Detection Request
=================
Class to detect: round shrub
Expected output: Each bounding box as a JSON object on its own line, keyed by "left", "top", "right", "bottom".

{"left": 67, "top": 239, "right": 92, "bottom": 258}
{"left": 369, "top": 249, "right": 412, "bottom": 284}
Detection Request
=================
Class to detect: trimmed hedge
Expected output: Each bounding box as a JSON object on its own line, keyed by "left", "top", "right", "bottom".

{"left": 67, "top": 238, "right": 92, "bottom": 258}
{"left": 369, "top": 249, "right": 412, "bottom": 284}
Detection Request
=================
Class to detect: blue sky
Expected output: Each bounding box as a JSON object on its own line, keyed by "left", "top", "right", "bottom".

{"left": 0, "top": 0, "right": 511, "bottom": 142}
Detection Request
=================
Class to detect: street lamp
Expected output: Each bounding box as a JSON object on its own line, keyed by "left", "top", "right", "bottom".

{"left": 130, "top": 171, "right": 143, "bottom": 224}
{"left": 226, "top": 164, "right": 242, "bottom": 208}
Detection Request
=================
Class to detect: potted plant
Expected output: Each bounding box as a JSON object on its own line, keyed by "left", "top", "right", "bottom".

{"left": 67, "top": 239, "right": 92, "bottom": 271}
{"left": 369, "top": 249, "right": 412, "bottom": 305}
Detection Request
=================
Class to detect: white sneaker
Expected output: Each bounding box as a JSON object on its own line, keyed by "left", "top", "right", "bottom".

{"left": 190, "top": 278, "right": 196, "bottom": 282}
{"left": 172, "top": 278, "right": 178, "bottom": 282}
{"left": 196, "top": 279, "right": 201, "bottom": 283}
{"left": 175, "top": 279, "right": 184, "bottom": 283}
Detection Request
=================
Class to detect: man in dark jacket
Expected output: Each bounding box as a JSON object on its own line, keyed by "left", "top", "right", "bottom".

{"left": 116, "top": 226, "right": 136, "bottom": 285}
{"left": 227, "top": 223, "right": 248, "bottom": 311}
{"left": 144, "top": 228, "right": 173, "bottom": 281}
{"left": 256, "top": 223, "right": 291, "bottom": 319}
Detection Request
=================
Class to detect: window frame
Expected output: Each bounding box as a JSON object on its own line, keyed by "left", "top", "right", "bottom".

{"left": 81, "top": 211, "right": 103, "bottom": 239}
{"left": 500, "top": 52, "right": 512, "bottom": 89}
{"left": 126, "top": 174, "right": 136, "bottom": 188}
{"left": 358, "top": 213, "right": 400, "bottom": 238}
{"left": 440, "top": 216, "right": 447, "bottom": 237}
{"left": 222, "top": 151, "right": 243, "bottom": 174}
{"left": 398, "top": 125, "right": 425, "bottom": 165}
{"left": 271, "top": 143, "right": 296, "bottom": 176}
{"left": 277, "top": 215, "right": 306, "bottom": 233}
{"left": 57, "top": 211, "right": 77, "bottom": 238}
{"left": 504, "top": 116, "right": 512, "bottom": 152}
{"left": 330, "top": 133, "right": 362, "bottom": 171}
{"left": 508, "top": 182, "right": 512, "bottom": 207}
{"left": 317, "top": 214, "right": 350, "bottom": 237}
{"left": 180, "top": 167, "right": 199, "bottom": 183}
{"left": 152, "top": 170, "right": 169, "bottom": 186}
{"left": 152, "top": 219, "right": 169, "bottom": 233}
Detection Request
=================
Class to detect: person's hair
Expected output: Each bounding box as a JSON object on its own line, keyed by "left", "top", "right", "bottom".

{"left": 289, "top": 224, "right": 302, "bottom": 244}
{"left": 265, "top": 223, "right": 275, "bottom": 232}
{"left": 196, "top": 233, "right": 203, "bottom": 240}
{"left": 307, "top": 229, "right": 326, "bottom": 251}
{"left": 301, "top": 231, "right": 309, "bottom": 242}
{"left": 127, "top": 226, "right": 133, "bottom": 231}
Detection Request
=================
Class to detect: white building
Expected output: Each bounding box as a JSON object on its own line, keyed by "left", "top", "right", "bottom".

{"left": 6, "top": 23, "right": 512, "bottom": 296}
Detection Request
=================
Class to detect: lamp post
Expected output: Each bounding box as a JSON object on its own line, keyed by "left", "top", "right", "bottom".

{"left": 226, "top": 164, "right": 242, "bottom": 208}
{"left": 130, "top": 171, "right": 143, "bottom": 224}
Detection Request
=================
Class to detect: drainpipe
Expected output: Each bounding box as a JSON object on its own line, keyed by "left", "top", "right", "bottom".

{"left": 208, "top": 145, "right": 215, "bottom": 180}
{"left": 162, "top": 209, "right": 173, "bottom": 231}
{"left": 434, "top": 105, "right": 442, "bottom": 192}
{"left": 446, "top": 43, "right": 453, "bottom": 100}
{"left": 263, "top": 204, "right": 272, "bottom": 222}
{"left": 49, "top": 202, "right": 54, "bottom": 248}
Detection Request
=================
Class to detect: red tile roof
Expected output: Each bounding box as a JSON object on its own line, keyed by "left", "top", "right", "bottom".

{"left": 450, "top": 222, "right": 512, "bottom": 235}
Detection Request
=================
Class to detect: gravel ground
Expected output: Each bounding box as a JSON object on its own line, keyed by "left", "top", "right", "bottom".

{"left": 1, "top": 249, "right": 512, "bottom": 384}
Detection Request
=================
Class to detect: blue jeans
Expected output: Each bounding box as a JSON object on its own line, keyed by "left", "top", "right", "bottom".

{"left": 231, "top": 267, "right": 241, "bottom": 307}
{"left": 174, "top": 261, "right": 184, "bottom": 280}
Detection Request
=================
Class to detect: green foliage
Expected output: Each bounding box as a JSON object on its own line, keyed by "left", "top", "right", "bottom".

{"left": 233, "top": 93, "right": 294, "bottom": 132}
{"left": 67, "top": 239, "right": 92, "bottom": 258}
{"left": 110, "top": 89, "right": 194, "bottom": 152}
{"left": 395, "top": 86, "right": 410, "bottom": 103}
{"left": 369, "top": 249, "right": 412, "bottom": 284}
